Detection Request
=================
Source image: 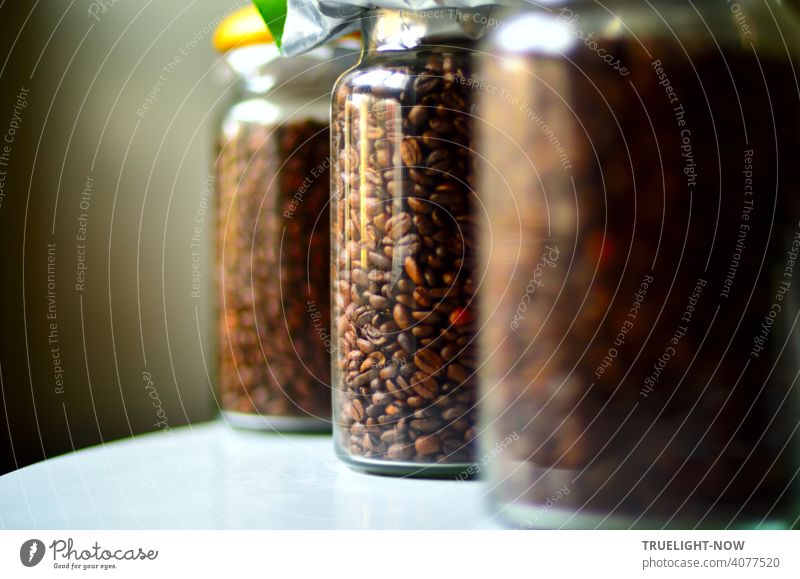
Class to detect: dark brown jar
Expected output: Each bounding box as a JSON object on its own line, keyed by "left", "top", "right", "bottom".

{"left": 214, "top": 6, "right": 356, "bottom": 431}
{"left": 479, "top": 0, "right": 800, "bottom": 528}
{"left": 331, "top": 9, "right": 493, "bottom": 475}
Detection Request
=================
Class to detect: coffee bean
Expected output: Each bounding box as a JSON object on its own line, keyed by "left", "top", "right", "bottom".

{"left": 369, "top": 294, "right": 391, "bottom": 310}
{"left": 357, "top": 338, "right": 375, "bottom": 354}
{"left": 414, "top": 348, "right": 445, "bottom": 375}
{"left": 381, "top": 430, "right": 398, "bottom": 444}
{"left": 406, "top": 396, "right": 424, "bottom": 409}
{"left": 446, "top": 363, "right": 470, "bottom": 383}
{"left": 368, "top": 351, "right": 386, "bottom": 367}
{"left": 408, "top": 105, "right": 429, "bottom": 127}
{"left": 401, "top": 137, "right": 422, "bottom": 166}
{"left": 441, "top": 406, "right": 466, "bottom": 423}
{"left": 352, "top": 269, "right": 369, "bottom": 287}
{"left": 366, "top": 404, "right": 384, "bottom": 418}
{"left": 429, "top": 118, "right": 452, "bottom": 134}
{"left": 397, "top": 332, "right": 416, "bottom": 354}
{"left": 410, "top": 418, "right": 443, "bottom": 433}
{"left": 430, "top": 190, "right": 464, "bottom": 207}
{"left": 413, "top": 287, "right": 432, "bottom": 307}
{"left": 411, "top": 325, "right": 435, "bottom": 338}
{"left": 387, "top": 443, "right": 413, "bottom": 461}
{"left": 410, "top": 372, "right": 439, "bottom": 399}
{"left": 415, "top": 434, "right": 443, "bottom": 456}
{"left": 352, "top": 372, "right": 372, "bottom": 388}
{"left": 414, "top": 75, "right": 441, "bottom": 97}
{"left": 352, "top": 399, "right": 366, "bottom": 422}
{"left": 369, "top": 251, "right": 391, "bottom": 269}
{"left": 407, "top": 197, "right": 431, "bottom": 214}
{"left": 386, "top": 212, "right": 412, "bottom": 237}
{"left": 393, "top": 303, "right": 411, "bottom": 329}
{"left": 404, "top": 257, "right": 424, "bottom": 285}
{"left": 395, "top": 294, "right": 416, "bottom": 308}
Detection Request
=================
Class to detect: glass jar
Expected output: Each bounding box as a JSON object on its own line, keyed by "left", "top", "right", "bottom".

{"left": 479, "top": 1, "right": 800, "bottom": 527}
{"left": 214, "top": 6, "right": 356, "bottom": 431}
{"left": 331, "top": 9, "right": 492, "bottom": 475}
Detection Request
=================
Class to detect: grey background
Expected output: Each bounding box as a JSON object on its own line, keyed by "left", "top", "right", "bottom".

{"left": 0, "top": 0, "right": 243, "bottom": 474}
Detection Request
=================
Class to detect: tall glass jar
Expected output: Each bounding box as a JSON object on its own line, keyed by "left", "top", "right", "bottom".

{"left": 479, "top": 0, "right": 800, "bottom": 528}
{"left": 214, "top": 7, "right": 356, "bottom": 431}
{"left": 331, "top": 9, "right": 492, "bottom": 475}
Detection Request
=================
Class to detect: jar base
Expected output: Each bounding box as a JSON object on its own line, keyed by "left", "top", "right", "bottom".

{"left": 492, "top": 499, "right": 799, "bottom": 530}
{"left": 335, "top": 442, "right": 477, "bottom": 479}
{"left": 221, "top": 410, "right": 331, "bottom": 433}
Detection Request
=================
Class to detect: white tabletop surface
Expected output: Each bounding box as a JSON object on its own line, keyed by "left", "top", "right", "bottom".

{"left": 0, "top": 422, "right": 500, "bottom": 529}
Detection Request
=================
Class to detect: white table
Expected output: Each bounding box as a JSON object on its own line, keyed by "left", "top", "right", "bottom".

{"left": 0, "top": 422, "right": 500, "bottom": 529}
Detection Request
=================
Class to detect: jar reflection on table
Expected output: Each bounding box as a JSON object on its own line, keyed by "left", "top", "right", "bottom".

{"left": 478, "top": 1, "right": 800, "bottom": 528}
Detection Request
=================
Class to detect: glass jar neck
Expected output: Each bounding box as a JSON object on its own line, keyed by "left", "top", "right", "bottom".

{"left": 229, "top": 44, "right": 352, "bottom": 96}
{"left": 361, "top": 8, "right": 491, "bottom": 54}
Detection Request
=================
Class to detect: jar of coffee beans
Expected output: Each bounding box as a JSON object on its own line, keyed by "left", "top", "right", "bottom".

{"left": 214, "top": 6, "right": 356, "bottom": 431}
{"left": 331, "top": 9, "right": 494, "bottom": 475}
{"left": 479, "top": 1, "right": 800, "bottom": 528}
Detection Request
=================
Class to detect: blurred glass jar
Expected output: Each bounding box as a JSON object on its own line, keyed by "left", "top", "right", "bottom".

{"left": 213, "top": 6, "right": 357, "bottom": 431}
{"left": 479, "top": 1, "right": 800, "bottom": 527}
{"left": 331, "top": 9, "right": 494, "bottom": 475}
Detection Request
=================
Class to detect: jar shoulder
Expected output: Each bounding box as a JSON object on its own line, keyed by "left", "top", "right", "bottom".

{"left": 222, "top": 92, "right": 330, "bottom": 129}
{"left": 333, "top": 49, "right": 473, "bottom": 96}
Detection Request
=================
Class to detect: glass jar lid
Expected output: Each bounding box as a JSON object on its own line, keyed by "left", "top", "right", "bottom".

{"left": 213, "top": 5, "right": 274, "bottom": 53}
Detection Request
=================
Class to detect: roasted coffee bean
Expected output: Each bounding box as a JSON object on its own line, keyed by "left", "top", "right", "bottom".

{"left": 387, "top": 443, "right": 414, "bottom": 461}
{"left": 410, "top": 372, "right": 439, "bottom": 399}
{"left": 218, "top": 120, "right": 330, "bottom": 423}
{"left": 406, "top": 396, "right": 424, "bottom": 409}
{"left": 393, "top": 304, "right": 412, "bottom": 329}
{"left": 333, "top": 52, "right": 477, "bottom": 466}
{"left": 397, "top": 332, "right": 416, "bottom": 354}
{"left": 385, "top": 379, "right": 405, "bottom": 399}
{"left": 411, "top": 325, "right": 435, "bottom": 338}
{"left": 386, "top": 212, "right": 412, "bottom": 237}
{"left": 380, "top": 430, "right": 398, "bottom": 444}
{"left": 371, "top": 391, "right": 392, "bottom": 407}
{"left": 369, "top": 294, "right": 391, "bottom": 310}
{"left": 414, "top": 75, "right": 441, "bottom": 97}
{"left": 414, "top": 348, "right": 445, "bottom": 375}
{"left": 410, "top": 418, "right": 443, "bottom": 433}
{"left": 415, "top": 434, "right": 443, "bottom": 456}
{"left": 352, "top": 269, "right": 369, "bottom": 287}
{"left": 400, "top": 363, "right": 417, "bottom": 377}
{"left": 441, "top": 405, "right": 466, "bottom": 422}
{"left": 369, "top": 251, "right": 391, "bottom": 269}
{"left": 408, "top": 105, "right": 429, "bottom": 127}
{"left": 413, "top": 287, "right": 432, "bottom": 307}
{"left": 401, "top": 137, "right": 422, "bottom": 167}
{"left": 446, "top": 363, "right": 470, "bottom": 383}
{"left": 404, "top": 257, "right": 425, "bottom": 285}
{"left": 357, "top": 338, "right": 375, "bottom": 354}
{"left": 412, "top": 310, "right": 443, "bottom": 324}
{"left": 351, "top": 399, "right": 366, "bottom": 422}
{"left": 395, "top": 293, "right": 416, "bottom": 308}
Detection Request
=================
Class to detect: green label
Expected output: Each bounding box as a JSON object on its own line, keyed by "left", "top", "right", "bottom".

{"left": 253, "top": 0, "right": 288, "bottom": 48}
